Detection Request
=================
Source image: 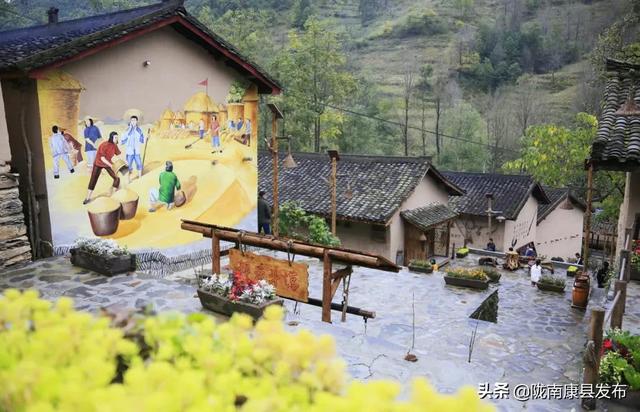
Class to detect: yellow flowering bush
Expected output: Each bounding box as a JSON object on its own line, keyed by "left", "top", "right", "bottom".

{"left": 0, "top": 289, "right": 494, "bottom": 411}
{"left": 446, "top": 268, "right": 489, "bottom": 281}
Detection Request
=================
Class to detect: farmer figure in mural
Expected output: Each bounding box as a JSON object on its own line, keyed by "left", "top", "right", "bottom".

{"left": 49, "top": 125, "right": 75, "bottom": 179}
{"left": 83, "top": 118, "right": 102, "bottom": 169}
{"left": 199, "top": 118, "right": 206, "bottom": 140}
{"left": 83, "top": 131, "right": 121, "bottom": 204}
{"left": 121, "top": 115, "right": 145, "bottom": 183}
{"left": 60, "top": 127, "right": 83, "bottom": 165}
{"left": 210, "top": 115, "right": 221, "bottom": 153}
{"left": 149, "top": 160, "right": 181, "bottom": 212}
{"left": 243, "top": 118, "right": 252, "bottom": 146}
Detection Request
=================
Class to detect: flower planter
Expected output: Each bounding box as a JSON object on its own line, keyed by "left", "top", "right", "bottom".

{"left": 456, "top": 250, "right": 469, "bottom": 258}
{"left": 197, "top": 289, "right": 283, "bottom": 320}
{"left": 408, "top": 264, "right": 433, "bottom": 274}
{"left": 70, "top": 248, "right": 136, "bottom": 276}
{"left": 444, "top": 275, "right": 489, "bottom": 290}
{"left": 536, "top": 283, "right": 565, "bottom": 293}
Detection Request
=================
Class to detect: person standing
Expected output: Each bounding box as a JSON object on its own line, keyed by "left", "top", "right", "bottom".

{"left": 199, "top": 118, "right": 206, "bottom": 140}
{"left": 149, "top": 161, "right": 181, "bottom": 212}
{"left": 257, "top": 190, "right": 271, "bottom": 235}
{"left": 210, "top": 115, "right": 221, "bottom": 153}
{"left": 597, "top": 261, "right": 610, "bottom": 288}
{"left": 575, "top": 253, "right": 584, "bottom": 266}
{"left": 121, "top": 115, "right": 145, "bottom": 183}
{"left": 83, "top": 118, "right": 101, "bottom": 169}
{"left": 530, "top": 259, "right": 542, "bottom": 286}
{"left": 60, "top": 128, "right": 83, "bottom": 165}
{"left": 49, "top": 125, "right": 74, "bottom": 179}
{"left": 83, "top": 132, "right": 121, "bottom": 204}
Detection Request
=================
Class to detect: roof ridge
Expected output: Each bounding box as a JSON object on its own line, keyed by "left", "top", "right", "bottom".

{"left": 0, "top": 1, "right": 180, "bottom": 39}
{"left": 442, "top": 170, "right": 534, "bottom": 179}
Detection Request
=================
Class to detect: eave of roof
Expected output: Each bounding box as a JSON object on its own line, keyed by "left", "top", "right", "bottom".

{"left": 0, "top": 0, "right": 281, "bottom": 94}
{"left": 536, "top": 188, "right": 587, "bottom": 223}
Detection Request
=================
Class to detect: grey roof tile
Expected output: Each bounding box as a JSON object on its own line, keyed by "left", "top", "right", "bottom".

{"left": 400, "top": 203, "right": 458, "bottom": 231}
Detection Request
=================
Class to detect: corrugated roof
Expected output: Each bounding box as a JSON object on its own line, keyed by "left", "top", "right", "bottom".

{"left": 400, "top": 203, "right": 458, "bottom": 231}
{"left": 442, "top": 171, "right": 550, "bottom": 220}
{"left": 258, "top": 151, "right": 463, "bottom": 224}
{"left": 590, "top": 58, "right": 640, "bottom": 171}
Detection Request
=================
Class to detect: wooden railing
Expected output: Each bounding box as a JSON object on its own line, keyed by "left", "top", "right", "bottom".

{"left": 582, "top": 228, "right": 632, "bottom": 410}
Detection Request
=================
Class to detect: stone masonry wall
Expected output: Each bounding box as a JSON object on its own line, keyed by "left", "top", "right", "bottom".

{"left": 0, "top": 161, "right": 31, "bottom": 269}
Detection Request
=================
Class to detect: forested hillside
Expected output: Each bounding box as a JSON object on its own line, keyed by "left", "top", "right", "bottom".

{"left": 1, "top": 0, "right": 639, "bottom": 216}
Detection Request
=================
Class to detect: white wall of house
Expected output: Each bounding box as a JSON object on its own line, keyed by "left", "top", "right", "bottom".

{"left": 616, "top": 171, "right": 640, "bottom": 254}
{"left": 389, "top": 174, "right": 450, "bottom": 263}
{"left": 335, "top": 220, "right": 390, "bottom": 258}
{"left": 503, "top": 196, "right": 539, "bottom": 251}
{"left": 449, "top": 215, "right": 506, "bottom": 251}
{"left": 536, "top": 204, "right": 584, "bottom": 260}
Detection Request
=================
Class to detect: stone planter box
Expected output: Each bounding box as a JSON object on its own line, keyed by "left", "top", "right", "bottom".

{"left": 408, "top": 264, "right": 433, "bottom": 274}
{"left": 197, "top": 289, "right": 283, "bottom": 320}
{"left": 444, "top": 275, "right": 489, "bottom": 290}
{"left": 70, "top": 248, "right": 136, "bottom": 276}
{"left": 536, "top": 283, "right": 565, "bottom": 293}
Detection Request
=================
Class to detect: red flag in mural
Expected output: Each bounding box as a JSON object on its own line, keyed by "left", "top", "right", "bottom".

{"left": 198, "top": 78, "right": 208, "bottom": 86}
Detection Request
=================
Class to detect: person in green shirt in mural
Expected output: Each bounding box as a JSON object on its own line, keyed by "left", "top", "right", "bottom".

{"left": 148, "top": 160, "right": 181, "bottom": 212}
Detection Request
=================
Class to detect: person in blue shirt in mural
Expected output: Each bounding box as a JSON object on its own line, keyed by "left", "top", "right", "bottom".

{"left": 83, "top": 118, "right": 102, "bottom": 170}
{"left": 120, "top": 115, "right": 145, "bottom": 183}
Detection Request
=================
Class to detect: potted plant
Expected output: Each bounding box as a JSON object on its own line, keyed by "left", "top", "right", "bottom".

{"left": 197, "top": 271, "right": 283, "bottom": 320}
{"left": 482, "top": 268, "right": 501, "bottom": 283}
{"left": 456, "top": 247, "right": 469, "bottom": 258}
{"left": 70, "top": 237, "right": 135, "bottom": 276}
{"left": 567, "top": 265, "right": 579, "bottom": 277}
{"left": 408, "top": 259, "right": 433, "bottom": 274}
{"left": 599, "top": 329, "right": 640, "bottom": 407}
{"left": 444, "top": 268, "right": 489, "bottom": 290}
{"left": 536, "top": 274, "right": 566, "bottom": 293}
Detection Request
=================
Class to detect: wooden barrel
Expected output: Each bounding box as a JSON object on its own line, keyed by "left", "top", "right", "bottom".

{"left": 572, "top": 275, "right": 590, "bottom": 308}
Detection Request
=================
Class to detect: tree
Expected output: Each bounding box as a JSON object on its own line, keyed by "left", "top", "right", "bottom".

{"left": 439, "top": 102, "right": 488, "bottom": 172}
{"left": 272, "top": 18, "right": 356, "bottom": 152}
{"left": 485, "top": 89, "right": 516, "bottom": 172}
{"left": 513, "top": 77, "right": 543, "bottom": 137}
{"left": 414, "top": 65, "right": 432, "bottom": 157}
{"left": 454, "top": 0, "right": 474, "bottom": 20}
{"left": 398, "top": 65, "right": 415, "bottom": 156}
{"left": 503, "top": 113, "right": 625, "bottom": 219}
{"left": 292, "top": 0, "right": 312, "bottom": 29}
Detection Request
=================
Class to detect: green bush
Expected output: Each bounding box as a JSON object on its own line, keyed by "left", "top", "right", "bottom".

{"left": 482, "top": 268, "right": 500, "bottom": 282}
{"left": 378, "top": 10, "right": 448, "bottom": 38}
{"left": 409, "top": 259, "right": 432, "bottom": 269}
{"left": 279, "top": 202, "right": 341, "bottom": 247}
{"left": 538, "top": 274, "right": 565, "bottom": 288}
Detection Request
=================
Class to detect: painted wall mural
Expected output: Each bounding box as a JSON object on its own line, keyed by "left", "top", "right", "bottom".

{"left": 37, "top": 70, "right": 258, "bottom": 253}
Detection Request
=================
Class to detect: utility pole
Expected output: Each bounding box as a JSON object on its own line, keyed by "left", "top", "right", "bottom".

{"left": 328, "top": 150, "right": 340, "bottom": 235}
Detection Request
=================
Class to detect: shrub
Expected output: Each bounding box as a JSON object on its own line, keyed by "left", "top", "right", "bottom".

{"left": 0, "top": 289, "right": 495, "bottom": 411}
{"left": 279, "top": 202, "right": 341, "bottom": 247}
{"left": 600, "top": 329, "right": 640, "bottom": 390}
{"left": 538, "top": 274, "right": 565, "bottom": 288}
{"left": 482, "top": 268, "right": 500, "bottom": 282}
{"left": 446, "top": 268, "right": 488, "bottom": 281}
{"left": 409, "top": 259, "right": 432, "bottom": 269}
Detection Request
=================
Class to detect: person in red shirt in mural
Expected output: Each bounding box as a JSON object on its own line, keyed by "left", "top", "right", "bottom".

{"left": 82, "top": 131, "right": 121, "bottom": 205}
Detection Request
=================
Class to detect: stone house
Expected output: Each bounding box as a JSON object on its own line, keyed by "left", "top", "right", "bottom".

{"left": 0, "top": 1, "right": 280, "bottom": 260}
{"left": 589, "top": 58, "right": 640, "bottom": 261}
{"left": 536, "top": 187, "right": 586, "bottom": 261}
{"left": 442, "top": 171, "right": 550, "bottom": 253}
{"left": 258, "top": 151, "right": 464, "bottom": 265}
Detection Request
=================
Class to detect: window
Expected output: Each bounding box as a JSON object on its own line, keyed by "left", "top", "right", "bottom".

{"left": 371, "top": 224, "right": 387, "bottom": 243}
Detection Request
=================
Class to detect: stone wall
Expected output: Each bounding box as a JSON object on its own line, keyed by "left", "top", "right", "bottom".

{"left": 0, "top": 161, "right": 31, "bottom": 269}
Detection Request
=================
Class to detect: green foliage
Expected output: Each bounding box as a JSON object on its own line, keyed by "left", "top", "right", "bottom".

{"left": 291, "top": 0, "right": 312, "bottom": 28}
{"left": 278, "top": 202, "right": 340, "bottom": 246}
{"left": 454, "top": 0, "right": 474, "bottom": 19}
{"left": 376, "top": 9, "right": 448, "bottom": 38}
{"left": 600, "top": 351, "right": 629, "bottom": 386}
{"left": 446, "top": 267, "right": 488, "bottom": 281}
{"left": 481, "top": 268, "right": 500, "bottom": 282}
{"left": 438, "top": 102, "right": 489, "bottom": 172}
{"left": 226, "top": 80, "right": 248, "bottom": 103}
{"left": 538, "top": 274, "right": 565, "bottom": 288}
{"left": 409, "top": 259, "right": 432, "bottom": 269}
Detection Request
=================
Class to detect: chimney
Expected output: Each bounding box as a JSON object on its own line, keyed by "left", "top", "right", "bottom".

{"left": 47, "top": 7, "right": 59, "bottom": 24}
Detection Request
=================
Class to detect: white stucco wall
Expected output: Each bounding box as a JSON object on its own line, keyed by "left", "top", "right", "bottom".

{"left": 0, "top": 85, "right": 10, "bottom": 162}
{"left": 536, "top": 203, "right": 584, "bottom": 260}
{"left": 389, "top": 174, "right": 451, "bottom": 262}
{"left": 503, "top": 195, "right": 539, "bottom": 251}
{"left": 336, "top": 221, "right": 390, "bottom": 258}
{"left": 616, "top": 171, "right": 640, "bottom": 254}
{"left": 449, "top": 215, "right": 505, "bottom": 251}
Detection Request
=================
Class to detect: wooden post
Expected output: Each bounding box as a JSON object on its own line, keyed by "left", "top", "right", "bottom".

{"left": 330, "top": 156, "right": 337, "bottom": 235}
{"left": 612, "top": 281, "right": 627, "bottom": 329}
{"left": 620, "top": 249, "right": 631, "bottom": 282}
{"left": 271, "top": 115, "right": 279, "bottom": 237}
{"left": 582, "top": 307, "right": 605, "bottom": 411}
{"left": 322, "top": 250, "right": 332, "bottom": 323}
{"left": 212, "top": 230, "right": 220, "bottom": 275}
{"left": 583, "top": 162, "right": 594, "bottom": 274}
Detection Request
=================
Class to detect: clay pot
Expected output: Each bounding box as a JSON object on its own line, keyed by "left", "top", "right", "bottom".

{"left": 86, "top": 197, "right": 121, "bottom": 236}
{"left": 112, "top": 189, "right": 139, "bottom": 220}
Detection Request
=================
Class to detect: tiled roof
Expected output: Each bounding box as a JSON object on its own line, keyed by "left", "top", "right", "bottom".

{"left": 400, "top": 203, "right": 458, "bottom": 231}
{"left": 258, "top": 151, "right": 464, "bottom": 224}
{"left": 590, "top": 59, "right": 640, "bottom": 171}
{"left": 0, "top": 1, "right": 280, "bottom": 93}
{"left": 537, "top": 187, "right": 587, "bottom": 223}
{"left": 441, "top": 171, "right": 550, "bottom": 220}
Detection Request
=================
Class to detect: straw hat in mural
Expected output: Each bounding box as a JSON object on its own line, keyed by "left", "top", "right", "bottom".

{"left": 123, "top": 109, "right": 144, "bottom": 122}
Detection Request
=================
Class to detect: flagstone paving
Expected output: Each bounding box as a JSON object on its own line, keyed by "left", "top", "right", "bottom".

{"left": 1, "top": 254, "right": 639, "bottom": 411}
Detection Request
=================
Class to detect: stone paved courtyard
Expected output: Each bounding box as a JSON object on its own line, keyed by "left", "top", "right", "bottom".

{"left": 1, "top": 253, "right": 639, "bottom": 411}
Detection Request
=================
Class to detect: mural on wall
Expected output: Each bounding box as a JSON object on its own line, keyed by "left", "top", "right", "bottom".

{"left": 37, "top": 70, "right": 259, "bottom": 252}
